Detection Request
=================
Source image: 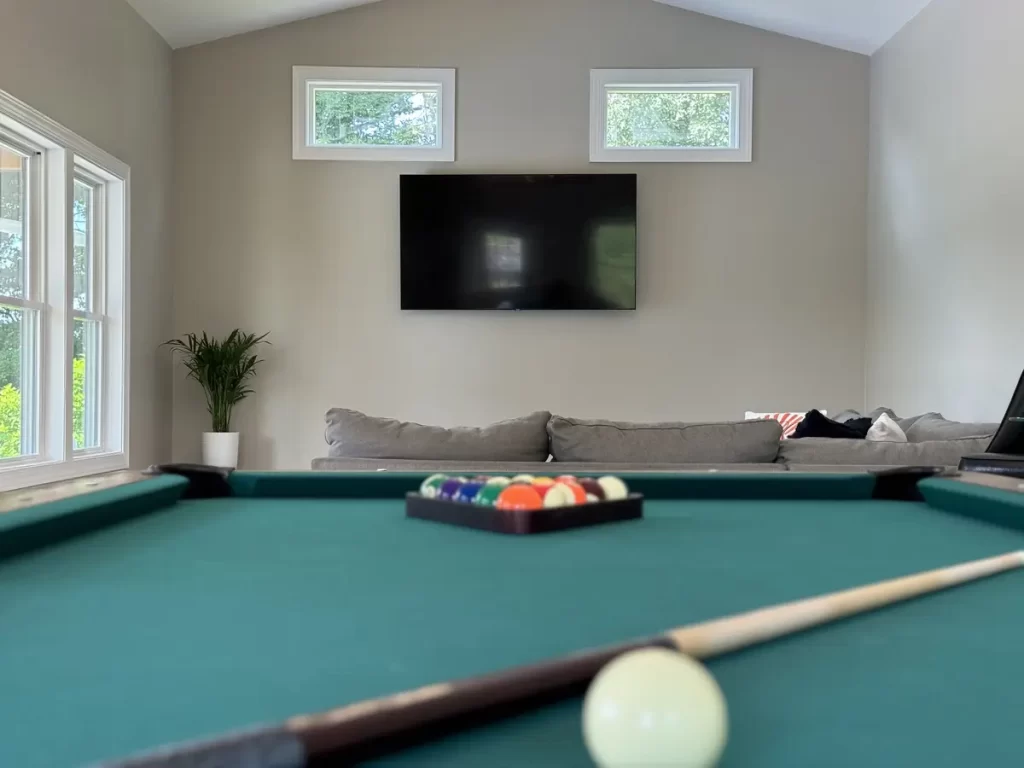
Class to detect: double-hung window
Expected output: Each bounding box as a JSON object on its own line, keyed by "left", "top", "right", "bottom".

{"left": 0, "top": 89, "right": 129, "bottom": 490}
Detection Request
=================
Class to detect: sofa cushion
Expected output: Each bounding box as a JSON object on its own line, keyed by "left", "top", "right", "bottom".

{"left": 324, "top": 409, "right": 551, "bottom": 461}
{"left": 547, "top": 417, "right": 783, "bottom": 464}
{"left": 777, "top": 437, "right": 992, "bottom": 467}
{"left": 900, "top": 413, "right": 998, "bottom": 443}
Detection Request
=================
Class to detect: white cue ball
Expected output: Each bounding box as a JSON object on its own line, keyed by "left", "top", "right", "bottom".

{"left": 582, "top": 648, "right": 728, "bottom": 768}
{"left": 597, "top": 476, "right": 629, "bottom": 501}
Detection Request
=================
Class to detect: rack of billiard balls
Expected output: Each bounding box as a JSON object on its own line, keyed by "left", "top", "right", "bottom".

{"left": 418, "top": 473, "right": 631, "bottom": 511}
{"left": 408, "top": 473, "right": 640, "bottom": 535}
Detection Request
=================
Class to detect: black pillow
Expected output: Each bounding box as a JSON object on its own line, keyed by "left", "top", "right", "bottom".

{"left": 791, "top": 410, "right": 872, "bottom": 440}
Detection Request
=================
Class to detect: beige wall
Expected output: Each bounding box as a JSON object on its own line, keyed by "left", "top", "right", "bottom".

{"left": 173, "top": 0, "right": 869, "bottom": 469}
{"left": 867, "top": 0, "right": 1023, "bottom": 422}
{"left": 0, "top": 0, "right": 174, "bottom": 467}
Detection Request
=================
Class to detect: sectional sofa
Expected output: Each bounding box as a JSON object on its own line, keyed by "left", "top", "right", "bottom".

{"left": 311, "top": 409, "right": 999, "bottom": 473}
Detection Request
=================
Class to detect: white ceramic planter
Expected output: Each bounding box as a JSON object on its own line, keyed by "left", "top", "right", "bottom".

{"left": 202, "top": 432, "right": 240, "bottom": 469}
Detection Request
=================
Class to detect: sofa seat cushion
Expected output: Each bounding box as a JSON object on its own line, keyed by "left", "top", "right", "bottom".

{"left": 324, "top": 409, "right": 551, "bottom": 461}
{"left": 547, "top": 417, "right": 783, "bottom": 464}
{"left": 778, "top": 437, "right": 992, "bottom": 467}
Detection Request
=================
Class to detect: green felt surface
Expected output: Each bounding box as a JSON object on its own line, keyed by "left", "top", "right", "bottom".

{"left": 1, "top": 475, "right": 1024, "bottom": 766}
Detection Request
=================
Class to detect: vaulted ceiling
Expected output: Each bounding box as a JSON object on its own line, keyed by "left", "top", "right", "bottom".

{"left": 126, "top": 0, "right": 933, "bottom": 54}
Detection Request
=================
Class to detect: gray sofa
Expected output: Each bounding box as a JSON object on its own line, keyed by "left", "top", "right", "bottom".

{"left": 311, "top": 408, "right": 998, "bottom": 473}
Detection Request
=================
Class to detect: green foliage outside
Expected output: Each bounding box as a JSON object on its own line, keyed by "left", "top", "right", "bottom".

{"left": 0, "top": 157, "right": 25, "bottom": 390}
{"left": 0, "top": 164, "right": 89, "bottom": 391}
{"left": 314, "top": 89, "right": 438, "bottom": 147}
{"left": 0, "top": 357, "right": 85, "bottom": 458}
{"left": 606, "top": 91, "right": 732, "bottom": 149}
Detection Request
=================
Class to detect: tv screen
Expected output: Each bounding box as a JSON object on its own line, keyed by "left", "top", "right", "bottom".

{"left": 401, "top": 174, "right": 637, "bottom": 310}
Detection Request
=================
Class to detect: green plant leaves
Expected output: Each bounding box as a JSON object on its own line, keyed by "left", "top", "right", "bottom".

{"left": 164, "top": 330, "right": 269, "bottom": 433}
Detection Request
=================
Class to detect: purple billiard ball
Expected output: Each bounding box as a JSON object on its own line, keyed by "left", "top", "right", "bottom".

{"left": 438, "top": 478, "right": 465, "bottom": 501}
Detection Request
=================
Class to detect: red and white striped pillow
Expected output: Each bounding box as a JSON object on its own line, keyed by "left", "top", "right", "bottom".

{"left": 745, "top": 411, "right": 826, "bottom": 439}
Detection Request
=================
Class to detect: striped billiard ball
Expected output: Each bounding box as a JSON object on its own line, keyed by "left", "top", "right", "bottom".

{"left": 419, "top": 474, "right": 448, "bottom": 499}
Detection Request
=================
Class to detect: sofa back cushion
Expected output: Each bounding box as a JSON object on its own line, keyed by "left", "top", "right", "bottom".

{"left": 778, "top": 437, "right": 992, "bottom": 467}
{"left": 547, "top": 417, "right": 783, "bottom": 464}
{"left": 899, "top": 413, "right": 998, "bottom": 443}
{"left": 325, "top": 409, "right": 551, "bottom": 461}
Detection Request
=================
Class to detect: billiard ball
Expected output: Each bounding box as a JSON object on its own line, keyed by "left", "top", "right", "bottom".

{"left": 560, "top": 481, "right": 587, "bottom": 505}
{"left": 437, "top": 478, "right": 465, "bottom": 501}
{"left": 555, "top": 474, "right": 578, "bottom": 484}
{"left": 578, "top": 478, "right": 605, "bottom": 501}
{"left": 582, "top": 648, "right": 728, "bottom": 768}
{"left": 419, "top": 474, "right": 448, "bottom": 499}
{"left": 510, "top": 474, "right": 536, "bottom": 484}
{"left": 474, "top": 485, "right": 504, "bottom": 507}
{"left": 485, "top": 476, "right": 512, "bottom": 487}
{"left": 531, "top": 478, "right": 556, "bottom": 499}
{"left": 495, "top": 485, "right": 544, "bottom": 511}
{"left": 597, "top": 476, "right": 629, "bottom": 501}
{"left": 542, "top": 483, "right": 577, "bottom": 508}
{"left": 455, "top": 482, "right": 485, "bottom": 504}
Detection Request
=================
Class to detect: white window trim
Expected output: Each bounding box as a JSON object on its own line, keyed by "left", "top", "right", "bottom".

{"left": 292, "top": 66, "right": 456, "bottom": 162}
{"left": 0, "top": 88, "right": 130, "bottom": 491}
{"left": 590, "top": 68, "right": 753, "bottom": 163}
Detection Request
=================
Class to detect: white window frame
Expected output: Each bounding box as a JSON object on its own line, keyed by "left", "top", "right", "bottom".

{"left": 0, "top": 88, "right": 129, "bottom": 490}
{"left": 292, "top": 66, "right": 456, "bottom": 162}
{"left": 590, "top": 68, "right": 753, "bottom": 163}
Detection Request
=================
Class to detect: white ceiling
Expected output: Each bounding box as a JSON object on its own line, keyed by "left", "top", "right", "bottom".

{"left": 127, "top": 0, "right": 933, "bottom": 54}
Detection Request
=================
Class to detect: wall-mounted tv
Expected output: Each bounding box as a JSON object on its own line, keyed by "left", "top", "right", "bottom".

{"left": 400, "top": 174, "right": 637, "bottom": 310}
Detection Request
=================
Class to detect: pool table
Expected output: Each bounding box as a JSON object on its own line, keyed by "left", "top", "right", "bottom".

{"left": 2, "top": 469, "right": 1024, "bottom": 767}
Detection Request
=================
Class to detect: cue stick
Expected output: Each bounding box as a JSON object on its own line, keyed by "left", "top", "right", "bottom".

{"left": 100, "top": 550, "right": 1024, "bottom": 768}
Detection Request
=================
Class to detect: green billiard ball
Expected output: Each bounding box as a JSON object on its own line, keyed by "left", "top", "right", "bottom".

{"left": 474, "top": 485, "right": 504, "bottom": 507}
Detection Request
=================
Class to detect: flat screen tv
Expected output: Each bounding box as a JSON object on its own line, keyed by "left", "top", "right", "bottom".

{"left": 401, "top": 174, "right": 637, "bottom": 310}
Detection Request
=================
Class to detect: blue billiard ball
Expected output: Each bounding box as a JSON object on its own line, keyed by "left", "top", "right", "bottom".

{"left": 437, "top": 478, "right": 465, "bottom": 501}
{"left": 455, "top": 482, "right": 485, "bottom": 504}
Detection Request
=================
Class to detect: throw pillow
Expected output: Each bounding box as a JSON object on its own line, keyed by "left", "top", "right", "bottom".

{"left": 745, "top": 411, "right": 827, "bottom": 439}
{"left": 866, "top": 413, "right": 908, "bottom": 443}
{"left": 791, "top": 410, "right": 872, "bottom": 440}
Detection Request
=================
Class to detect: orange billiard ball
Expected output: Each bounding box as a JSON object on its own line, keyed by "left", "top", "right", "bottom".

{"left": 495, "top": 485, "right": 545, "bottom": 511}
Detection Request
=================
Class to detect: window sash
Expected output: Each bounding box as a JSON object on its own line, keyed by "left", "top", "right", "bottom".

{"left": 73, "top": 170, "right": 106, "bottom": 316}
{"left": 590, "top": 69, "right": 753, "bottom": 163}
{"left": 0, "top": 135, "right": 41, "bottom": 304}
{"left": 293, "top": 66, "right": 456, "bottom": 162}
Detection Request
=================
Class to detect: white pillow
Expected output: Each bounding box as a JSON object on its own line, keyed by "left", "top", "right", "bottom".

{"left": 867, "top": 413, "right": 908, "bottom": 443}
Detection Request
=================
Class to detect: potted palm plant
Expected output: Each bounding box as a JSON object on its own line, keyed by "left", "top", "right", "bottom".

{"left": 165, "top": 330, "right": 269, "bottom": 468}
